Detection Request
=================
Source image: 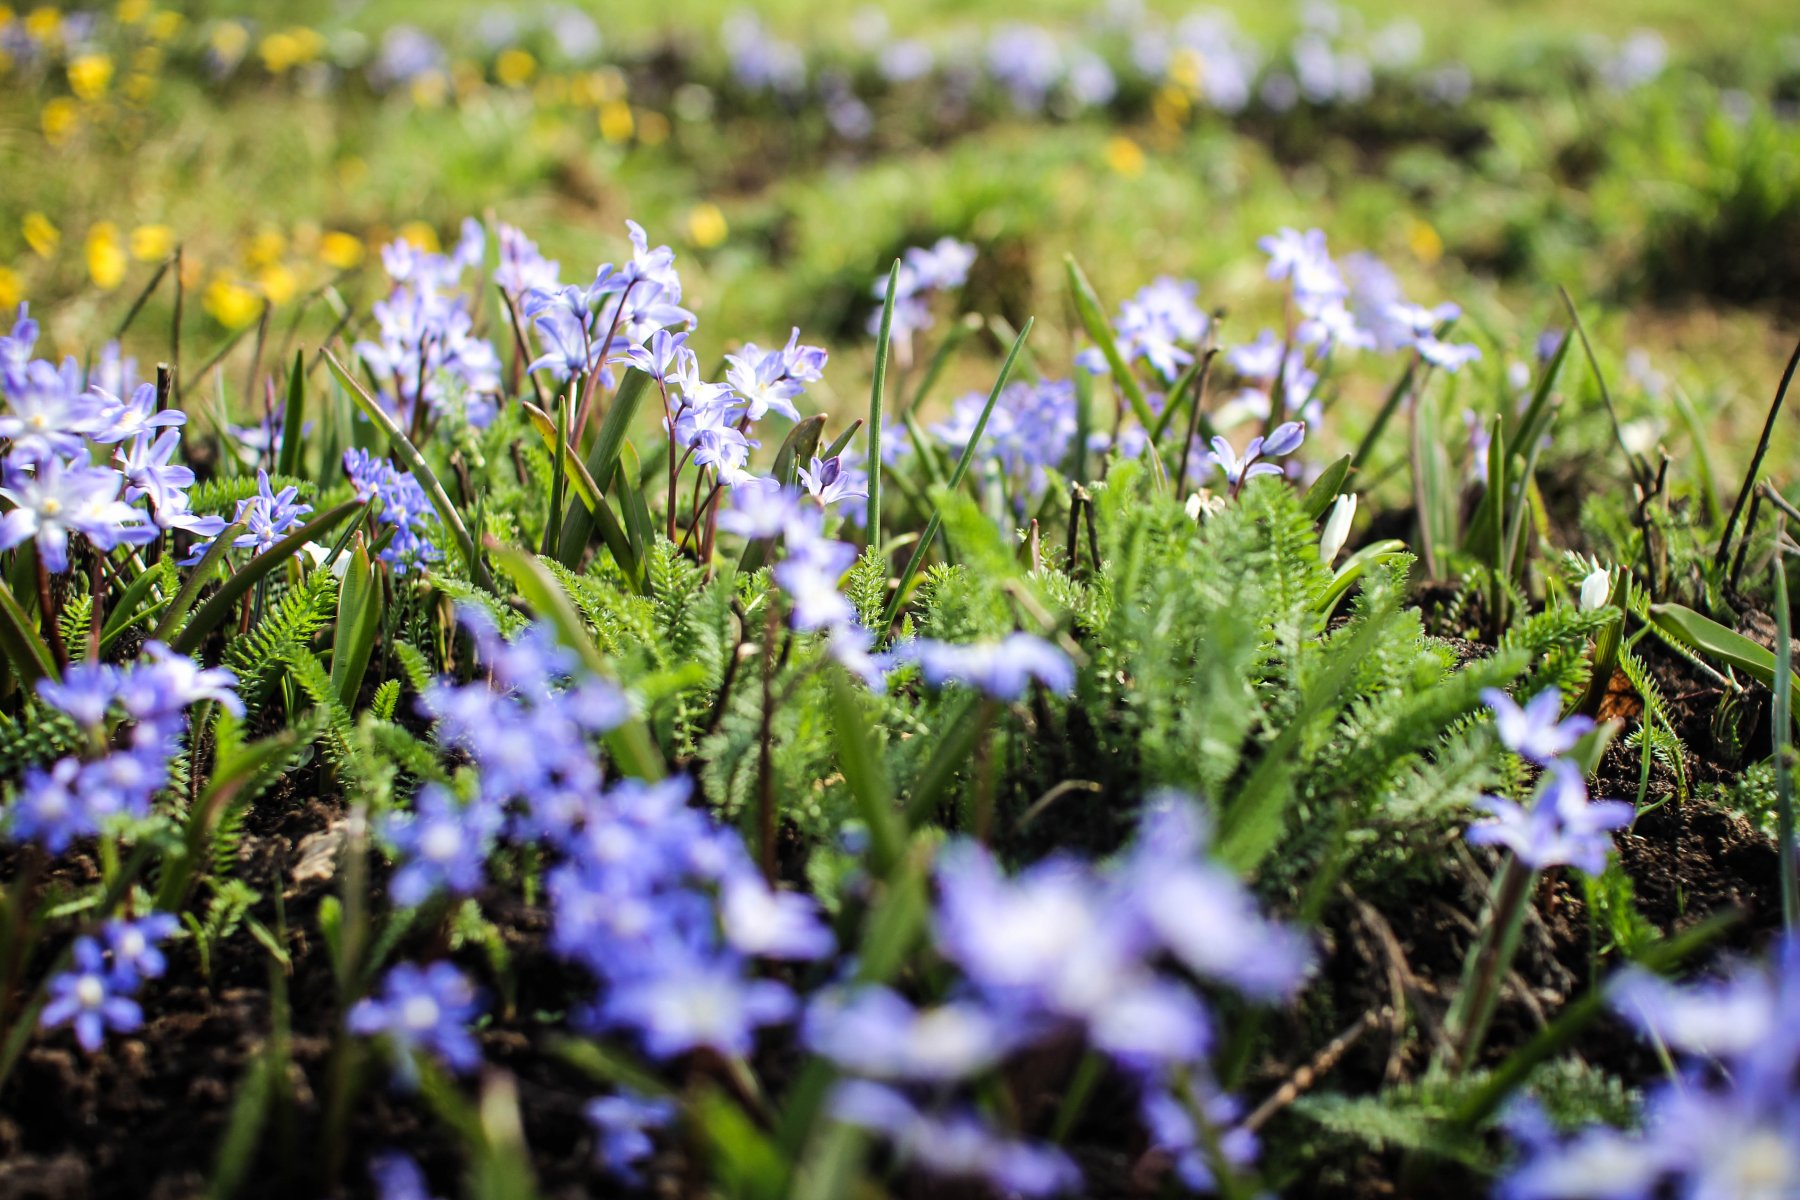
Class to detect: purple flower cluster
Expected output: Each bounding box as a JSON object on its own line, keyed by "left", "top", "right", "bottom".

{"left": 178, "top": 468, "right": 314, "bottom": 565}
{"left": 586, "top": 1091, "right": 676, "bottom": 1184}
{"left": 869, "top": 237, "right": 977, "bottom": 358}
{"left": 410, "top": 608, "right": 832, "bottom": 1067}
{"left": 349, "top": 961, "right": 483, "bottom": 1082}
{"left": 1211, "top": 421, "right": 1308, "bottom": 492}
{"left": 355, "top": 220, "right": 503, "bottom": 430}
{"left": 1501, "top": 937, "right": 1800, "bottom": 1198}
{"left": 0, "top": 305, "right": 221, "bottom": 572}
{"left": 342, "top": 449, "right": 441, "bottom": 573}
{"left": 1465, "top": 690, "right": 1629, "bottom": 876}
{"left": 932, "top": 378, "right": 1077, "bottom": 506}
{"left": 807, "top": 795, "right": 1310, "bottom": 1196}
{"left": 1077, "top": 276, "right": 1211, "bottom": 383}
{"left": 892, "top": 632, "right": 1075, "bottom": 702}
{"left": 9, "top": 644, "right": 241, "bottom": 852}
{"left": 524, "top": 220, "right": 694, "bottom": 391}
{"left": 40, "top": 913, "right": 180, "bottom": 1052}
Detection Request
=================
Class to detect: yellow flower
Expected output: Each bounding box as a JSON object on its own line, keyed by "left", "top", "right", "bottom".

{"left": 1407, "top": 218, "right": 1443, "bottom": 266}
{"left": 686, "top": 203, "right": 728, "bottom": 249}
{"left": 22, "top": 212, "right": 59, "bottom": 258}
{"left": 1104, "top": 135, "right": 1146, "bottom": 178}
{"left": 410, "top": 70, "right": 448, "bottom": 109}
{"left": 85, "top": 222, "right": 126, "bottom": 290}
{"left": 244, "top": 229, "right": 286, "bottom": 269}
{"left": 40, "top": 96, "right": 78, "bottom": 144}
{"left": 25, "top": 7, "right": 59, "bottom": 41}
{"left": 203, "top": 275, "right": 261, "bottom": 329}
{"left": 123, "top": 71, "right": 155, "bottom": 104}
{"left": 115, "top": 0, "right": 149, "bottom": 24}
{"left": 598, "top": 99, "right": 633, "bottom": 143}
{"left": 1168, "top": 48, "right": 1204, "bottom": 93}
{"left": 67, "top": 52, "right": 113, "bottom": 100}
{"left": 495, "top": 47, "right": 535, "bottom": 88}
{"left": 397, "top": 221, "right": 439, "bottom": 253}
{"left": 319, "top": 231, "right": 365, "bottom": 270}
{"left": 1151, "top": 84, "right": 1190, "bottom": 131}
{"left": 129, "top": 223, "right": 173, "bottom": 261}
{"left": 210, "top": 21, "right": 248, "bottom": 66}
{"left": 0, "top": 266, "right": 21, "bottom": 310}
{"left": 257, "top": 263, "right": 297, "bottom": 306}
{"left": 147, "top": 10, "right": 181, "bottom": 42}
{"left": 259, "top": 28, "right": 324, "bottom": 74}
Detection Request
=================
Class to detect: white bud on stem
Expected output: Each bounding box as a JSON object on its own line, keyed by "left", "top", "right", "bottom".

{"left": 1320, "top": 493, "right": 1357, "bottom": 565}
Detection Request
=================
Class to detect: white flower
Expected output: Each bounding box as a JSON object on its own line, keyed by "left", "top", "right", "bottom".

{"left": 1320, "top": 493, "right": 1357, "bottom": 564}
{"left": 1579, "top": 561, "right": 1611, "bottom": 611}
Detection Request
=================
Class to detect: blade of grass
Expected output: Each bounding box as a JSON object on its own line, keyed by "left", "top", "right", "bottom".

{"left": 867, "top": 261, "right": 900, "bottom": 547}
{"left": 149, "top": 520, "right": 247, "bottom": 643}
{"left": 1715, "top": 337, "right": 1800, "bottom": 572}
{"left": 1647, "top": 601, "right": 1800, "bottom": 713}
{"left": 276, "top": 350, "right": 306, "bottom": 479}
{"left": 1064, "top": 256, "right": 1167, "bottom": 487}
{"left": 323, "top": 348, "right": 495, "bottom": 595}
{"left": 522, "top": 401, "right": 641, "bottom": 588}
{"left": 1350, "top": 354, "right": 1419, "bottom": 471}
{"left": 0, "top": 576, "right": 58, "bottom": 686}
{"left": 1773, "top": 532, "right": 1796, "bottom": 928}
{"left": 879, "top": 319, "right": 1033, "bottom": 632}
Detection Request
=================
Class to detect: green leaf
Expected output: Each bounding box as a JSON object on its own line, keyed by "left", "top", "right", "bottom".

{"left": 1064, "top": 255, "right": 1167, "bottom": 485}
{"left": 557, "top": 368, "right": 652, "bottom": 564}
{"left": 276, "top": 350, "right": 305, "bottom": 480}
{"left": 523, "top": 400, "right": 641, "bottom": 587}
{"left": 0, "top": 575, "right": 58, "bottom": 686}
{"left": 99, "top": 557, "right": 175, "bottom": 652}
{"left": 694, "top": 1089, "right": 791, "bottom": 1200}
{"left": 330, "top": 536, "right": 381, "bottom": 708}
{"left": 828, "top": 670, "right": 904, "bottom": 879}
{"left": 170, "top": 501, "right": 362, "bottom": 656}
{"left": 867, "top": 260, "right": 900, "bottom": 547}
{"left": 1299, "top": 454, "right": 1352, "bottom": 522}
{"left": 324, "top": 348, "right": 495, "bottom": 594}
{"left": 1648, "top": 602, "right": 1800, "bottom": 707}
{"left": 771, "top": 415, "right": 827, "bottom": 490}
{"left": 150, "top": 519, "right": 248, "bottom": 644}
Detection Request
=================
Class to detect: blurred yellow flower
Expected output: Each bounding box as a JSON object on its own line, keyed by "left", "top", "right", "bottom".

{"left": 398, "top": 221, "right": 440, "bottom": 253}
{"left": 204, "top": 275, "right": 261, "bottom": 329}
{"left": 0, "top": 267, "right": 21, "bottom": 309}
{"left": 1105, "top": 135, "right": 1146, "bottom": 178}
{"left": 259, "top": 28, "right": 324, "bottom": 74}
{"left": 245, "top": 230, "right": 286, "bottom": 269}
{"left": 495, "top": 47, "right": 536, "bottom": 88}
{"left": 22, "top": 212, "right": 59, "bottom": 257}
{"left": 638, "top": 110, "right": 669, "bottom": 146}
{"left": 147, "top": 10, "right": 181, "bottom": 41}
{"left": 1407, "top": 218, "right": 1444, "bottom": 266}
{"left": 410, "top": 70, "right": 449, "bottom": 109}
{"left": 592, "top": 67, "right": 626, "bottom": 103}
{"left": 25, "top": 7, "right": 59, "bottom": 42}
{"left": 210, "top": 20, "right": 247, "bottom": 65}
{"left": 67, "top": 53, "right": 113, "bottom": 100}
{"left": 1168, "top": 49, "right": 1204, "bottom": 93}
{"left": 123, "top": 71, "right": 155, "bottom": 104}
{"left": 130, "top": 224, "right": 173, "bottom": 261}
{"left": 86, "top": 222, "right": 126, "bottom": 290}
{"left": 319, "top": 231, "right": 365, "bottom": 270}
{"left": 686, "top": 203, "right": 728, "bottom": 249}
{"left": 115, "top": 0, "right": 149, "bottom": 24}
{"left": 1151, "top": 85, "right": 1191, "bottom": 131}
{"left": 40, "top": 96, "right": 78, "bottom": 143}
{"left": 598, "top": 99, "right": 633, "bottom": 143}
{"left": 257, "top": 263, "right": 297, "bottom": 307}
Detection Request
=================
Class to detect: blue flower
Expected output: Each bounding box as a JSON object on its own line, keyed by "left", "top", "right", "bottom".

{"left": 1482, "top": 687, "right": 1595, "bottom": 765}
{"left": 601, "top": 960, "right": 794, "bottom": 1060}
{"left": 37, "top": 661, "right": 122, "bottom": 727}
{"left": 9, "top": 758, "right": 100, "bottom": 851}
{"left": 828, "top": 1080, "right": 1081, "bottom": 1197}
{"left": 796, "top": 455, "right": 868, "bottom": 510}
{"left": 41, "top": 936, "right": 142, "bottom": 1052}
{"left": 102, "top": 912, "right": 181, "bottom": 987}
{"left": 0, "top": 456, "right": 149, "bottom": 572}
{"left": 586, "top": 1092, "right": 675, "bottom": 1184}
{"left": 804, "top": 986, "right": 1015, "bottom": 1083}
{"left": 368, "top": 1153, "right": 442, "bottom": 1200}
{"left": 718, "top": 874, "right": 833, "bottom": 960}
{"left": 1466, "top": 761, "right": 1632, "bottom": 876}
{"left": 348, "top": 961, "right": 484, "bottom": 1080}
{"left": 380, "top": 785, "right": 501, "bottom": 907}
{"left": 896, "top": 633, "right": 1074, "bottom": 701}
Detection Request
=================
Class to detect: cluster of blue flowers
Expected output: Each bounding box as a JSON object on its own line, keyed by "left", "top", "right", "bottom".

{"left": 11, "top": 643, "right": 242, "bottom": 851}
{"left": 342, "top": 449, "right": 441, "bottom": 574}
{"left": 866, "top": 236, "right": 977, "bottom": 357}
{"left": 0, "top": 305, "right": 224, "bottom": 573}
{"left": 1502, "top": 936, "right": 1800, "bottom": 1198}
{"left": 178, "top": 467, "right": 314, "bottom": 565}
{"left": 1467, "top": 689, "right": 1632, "bottom": 875}
{"left": 931, "top": 378, "right": 1079, "bottom": 509}
{"left": 356, "top": 220, "right": 504, "bottom": 431}
{"left": 809, "top": 795, "right": 1311, "bottom": 1196}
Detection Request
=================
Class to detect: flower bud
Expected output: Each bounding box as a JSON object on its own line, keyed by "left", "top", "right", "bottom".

{"left": 1320, "top": 493, "right": 1356, "bottom": 565}
{"left": 1579, "top": 563, "right": 1611, "bottom": 611}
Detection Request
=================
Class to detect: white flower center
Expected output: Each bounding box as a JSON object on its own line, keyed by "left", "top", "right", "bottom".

{"left": 41, "top": 498, "right": 62, "bottom": 516}
{"left": 119, "top": 931, "right": 147, "bottom": 960}
{"left": 420, "top": 823, "right": 460, "bottom": 863}
{"left": 401, "top": 994, "right": 441, "bottom": 1031}
{"left": 76, "top": 975, "right": 105, "bottom": 1009}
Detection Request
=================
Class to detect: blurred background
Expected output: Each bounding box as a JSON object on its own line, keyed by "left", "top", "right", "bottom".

{"left": 1, "top": 0, "right": 1796, "bottom": 462}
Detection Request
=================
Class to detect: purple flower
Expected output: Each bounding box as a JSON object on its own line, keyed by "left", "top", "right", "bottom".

{"left": 586, "top": 1092, "right": 676, "bottom": 1184}
{"left": 804, "top": 986, "right": 1015, "bottom": 1082}
{"left": 0, "top": 457, "right": 148, "bottom": 573}
{"left": 41, "top": 936, "right": 142, "bottom": 1052}
{"left": 601, "top": 961, "right": 794, "bottom": 1060}
{"left": 618, "top": 328, "right": 694, "bottom": 383}
{"left": 119, "top": 642, "right": 244, "bottom": 720}
{"left": 1482, "top": 688, "right": 1595, "bottom": 765}
{"left": 9, "top": 758, "right": 100, "bottom": 851}
{"left": 829, "top": 1080, "right": 1081, "bottom": 1197}
{"left": 718, "top": 875, "right": 833, "bottom": 960}
{"left": 90, "top": 383, "right": 184, "bottom": 446}
{"left": 0, "top": 360, "right": 108, "bottom": 464}
{"left": 1211, "top": 422, "right": 1306, "bottom": 490}
{"left": 1466, "top": 761, "right": 1632, "bottom": 876}
{"left": 349, "top": 961, "right": 484, "bottom": 1079}
{"left": 102, "top": 912, "right": 181, "bottom": 986}
{"left": 369, "top": 1153, "right": 442, "bottom": 1200}
{"left": 380, "top": 785, "right": 501, "bottom": 907}
{"left": 37, "top": 661, "right": 121, "bottom": 727}
{"left": 897, "top": 633, "right": 1074, "bottom": 701}
{"left": 1258, "top": 227, "right": 1346, "bottom": 303}
{"left": 796, "top": 455, "right": 868, "bottom": 510}
{"left": 724, "top": 350, "right": 802, "bottom": 424}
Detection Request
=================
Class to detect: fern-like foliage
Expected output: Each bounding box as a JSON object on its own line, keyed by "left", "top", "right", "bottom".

{"left": 224, "top": 571, "right": 339, "bottom": 706}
